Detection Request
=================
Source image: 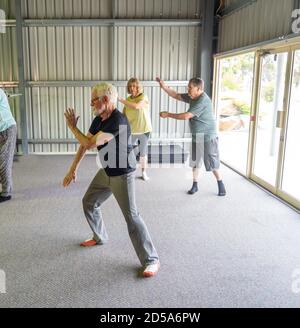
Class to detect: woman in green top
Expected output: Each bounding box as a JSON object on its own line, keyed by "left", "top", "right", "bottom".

{"left": 118, "top": 78, "right": 152, "bottom": 181}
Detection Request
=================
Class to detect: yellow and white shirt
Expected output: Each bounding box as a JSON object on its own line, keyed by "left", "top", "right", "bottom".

{"left": 123, "top": 93, "right": 152, "bottom": 135}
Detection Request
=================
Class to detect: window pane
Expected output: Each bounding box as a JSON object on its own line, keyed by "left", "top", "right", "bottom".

{"left": 282, "top": 50, "right": 300, "bottom": 200}
{"left": 217, "top": 53, "right": 255, "bottom": 174}
{"left": 253, "top": 52, "right": 288, "bottom": 186}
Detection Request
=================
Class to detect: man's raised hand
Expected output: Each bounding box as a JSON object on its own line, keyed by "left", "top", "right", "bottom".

{"left": 64, "top": 108, "right": 80, "bottom": 130}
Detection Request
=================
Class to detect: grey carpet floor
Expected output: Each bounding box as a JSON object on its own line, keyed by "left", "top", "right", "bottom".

{"left": 0, "top": 154, "right": 300, "bottom": 308}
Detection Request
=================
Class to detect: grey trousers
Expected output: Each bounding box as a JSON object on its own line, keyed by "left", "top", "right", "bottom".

{"left": 131, "top": 133, "right": 150, "bottom": 157}
{"left": 0, "top": 125, "right": 17, "bottom": 197}
{"left": 82, "top": 169, "right": 159, "bottom": 266}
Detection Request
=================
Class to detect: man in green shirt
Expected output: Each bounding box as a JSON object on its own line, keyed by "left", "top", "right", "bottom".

{"left": 157, "top": 77, "right": 226, "bottom": 196}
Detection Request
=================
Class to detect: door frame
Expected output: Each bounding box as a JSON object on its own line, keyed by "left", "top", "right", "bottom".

{"left": 277, "top": 45, "right": 300, "bottom": 210}
{"left": 249, "top": 47, "right": 293, "bottom": 194}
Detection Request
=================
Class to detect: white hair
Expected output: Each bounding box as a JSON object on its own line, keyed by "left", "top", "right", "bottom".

{"left": 92, "top": 82, "right": 118, "bottom": 105}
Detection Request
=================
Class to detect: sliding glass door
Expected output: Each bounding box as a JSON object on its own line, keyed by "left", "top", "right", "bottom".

{"left": 215, "top": 53, "right": 255, "bottom": 175}
{"left": 252, "top": 51, "right": 289, "bottom": 188}
{"left": 281, "top": 50, "right": 300, "bottom": 204}
{"left": 214, "top": 45, "right": 300, "bottom": 210}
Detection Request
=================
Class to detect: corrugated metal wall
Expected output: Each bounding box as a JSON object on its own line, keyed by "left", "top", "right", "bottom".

{"left": 219, "top": 0, "right": 294, "bottom": 53}
{"left": 0, "top": 0, "right": 15, "bottom": 18}
{"left": 22, "top": 25, "right": 198, "bottom": 81}
{"left": 21, "top": 0, "right": 201, "bottom": 19}
{"left": 0, "top": 0, "right": 201, "bottom": 153}
{"left": 24, "top": 84, "right": 190, "bottom": 153}
{"left": 115, "top": 26, "right": 198, "bottom": 80}
{"left": 22, "top": 0, "right": 112, "bottom": 18}
{"left": 0, "top": 0, "right": 17, "bottom": 81}
{"left": 23, "top": 26, "right": 111, "bottom": 81}
{"left": 0, "top": 27, "right": 18, "bottom": 81}
{"left": 114, "top": 0, "right": 201, "bottom": 19}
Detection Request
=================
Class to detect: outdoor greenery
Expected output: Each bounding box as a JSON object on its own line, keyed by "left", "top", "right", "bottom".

{"left": 233, "top": 100, "right": 251, "bottom": 115}
{"left": 221, "top": 53, "right": 254, "bottom": 92}
{"left": 220, "top": 52, "right": 293, "bottom": 109}
{"left": 220, "top": 53, "right": 254, "bottom": 115}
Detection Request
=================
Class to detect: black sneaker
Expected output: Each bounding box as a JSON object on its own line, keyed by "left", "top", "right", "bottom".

{"left": 218, "top": 181, "right": 226, "bottom": 196}
{"left": 187, "top": 183, "right": 198, "bottom": 195}
{"left": 0, "top": 195, "right": 12, "bottom": 203}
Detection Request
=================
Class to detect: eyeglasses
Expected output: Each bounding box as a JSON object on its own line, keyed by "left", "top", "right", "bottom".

{"left": 90, "top": 96, "right": 101, "bottom": 106}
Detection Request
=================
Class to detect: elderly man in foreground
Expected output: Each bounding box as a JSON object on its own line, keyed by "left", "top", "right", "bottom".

{"left": 63, "top": 82, "right": 159, "bottom": 278}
